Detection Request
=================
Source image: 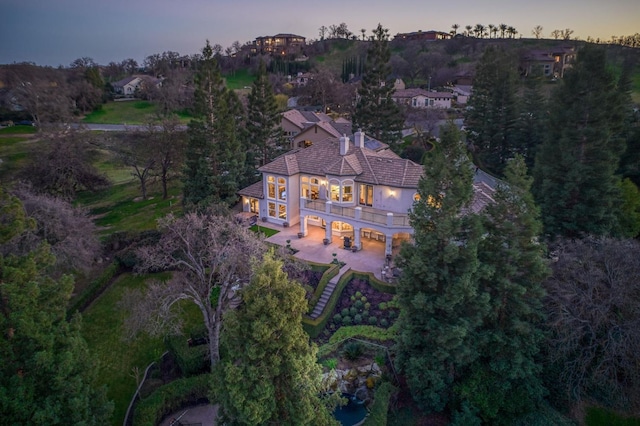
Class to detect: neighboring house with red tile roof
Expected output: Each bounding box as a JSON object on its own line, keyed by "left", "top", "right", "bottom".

{"left": 252, "top": 33, "right": 306, "bottom": 56}
{"left": 392, "top": 88, "right": 453, "bottom": 109}
{"left": 238, "top": 130, "right": 495, "bottom": 255}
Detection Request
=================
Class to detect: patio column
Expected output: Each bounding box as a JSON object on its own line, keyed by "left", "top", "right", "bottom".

{"left": 385, "top": 234, "right": 393, "bottom": 256}
{"left": 386, "top": 212, "right": 394, "bottom": 227}
{"left": 353, "top": 226, "right": 361, "bottom": 250}
{"left": 299, "top": 215, "right": 307, "bottom": 236}
{"left": 325, "top": 220, "right": 333, "bottom": 242}
{"left": 354, "top": 206, "right": 362, "bottom": 221}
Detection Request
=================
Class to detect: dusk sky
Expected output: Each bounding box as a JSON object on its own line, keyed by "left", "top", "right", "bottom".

{"left": 1, "top": 0, "right": 638, "bottom": 67}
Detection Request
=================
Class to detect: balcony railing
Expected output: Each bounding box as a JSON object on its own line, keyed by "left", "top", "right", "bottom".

{"left": 303, "top": 199, "right": 411, "bottom": 228}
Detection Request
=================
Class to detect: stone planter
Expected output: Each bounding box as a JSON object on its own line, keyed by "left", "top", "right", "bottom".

{"left": 351, "top": 246, "right": 358, "bottom": 253}
{"left": 283, "top": 222, "right": 289, "bottom": 228}
{"left": 261, "top": 217, "right": 267, "bottom": 222}
{"left": 297, "top": 232, "right": 304, "bottom": 239}
{"left": 323, "top": 238, "right": 330, "bottom": 245}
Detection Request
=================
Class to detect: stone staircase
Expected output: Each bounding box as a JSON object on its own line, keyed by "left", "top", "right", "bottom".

{"left": 310, "top": 265, "right": 349, "bottom": 319}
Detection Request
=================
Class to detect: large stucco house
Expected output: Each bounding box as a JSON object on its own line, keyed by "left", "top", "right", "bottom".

{"left": 238, "top": 130, "right": 496, "bottom": 256}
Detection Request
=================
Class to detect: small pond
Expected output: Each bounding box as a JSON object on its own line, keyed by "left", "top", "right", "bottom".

{"left": 334, "top": 393, "right": 368, "bottom": 426}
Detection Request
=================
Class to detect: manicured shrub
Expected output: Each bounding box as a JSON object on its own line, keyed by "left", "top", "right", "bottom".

{"left": 350, "top": 295, "right": 356, "bottom": 302}
{"left": 334, "top": 314, "right": 343, "bottom": 323}
{"left": 133, "top": 375, "right": 210, "bottom": 426}
{"left": 355, "top": 291, "right": 363, "bottom": 298}
{"left": 363, "top": 310, "right": 370, "bottom": 317}
{"left": 354, "top": 314, "right": 363, "bottom": 324}
{"left": 342, "top": 315, "right": 352, "bottom": 326}
{"left": 364, "top": 302, "right": 371, "bottom": 310}
{"left": 388, "top": 310, "right": 397, "bottom": 319}
{"left": 342, "top": 341, "right": 364, "bottom": 361}
{"left": 378, "top": 302, "right": 387, "bottom": 310}
{"left": 368, "top": 316, "right": 378, "bottom": 325}
{"left": 363, "top": 382, "right": 395, "bottom": 426}
{"left": 354, "top": 300, "right": 364, "bottom": 309}
{"left": 349, "top": 307, "right": 358, "bottom": 316}
{"left": 341, "top": 308, "right": 350, "bottom": 317}
{"left": 361, "top": 296, "right": 367, "bottom": 303}
{"left": 380, "top": 319, "right": 389, "bottom": 327}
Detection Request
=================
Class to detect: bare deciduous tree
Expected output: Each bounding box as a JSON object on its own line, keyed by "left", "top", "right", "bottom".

{"left": 5, "top": 186, "right": 101, "bottom": 274}
{"left": 126, "top": 211, "right": 266, "bottom": 367}
{"left": 544, "top": 237, "right": 640, "bottom": 410}
{"left": 20, "top": 129, "right": 110, "bottom": 199}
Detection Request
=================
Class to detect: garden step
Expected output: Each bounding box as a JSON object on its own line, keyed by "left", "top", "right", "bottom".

{"left": 309, "top": 265, "right": 350, "bottom": 319}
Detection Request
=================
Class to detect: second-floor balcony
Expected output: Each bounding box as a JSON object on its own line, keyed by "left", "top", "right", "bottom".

{"left": 302, "top": 199, "right": 412, "bottom": 228}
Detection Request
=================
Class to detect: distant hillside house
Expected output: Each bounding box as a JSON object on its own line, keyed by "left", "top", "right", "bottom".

{"left": 112, "top": 75, "right": 162, "bottom": 97}
{"left": 252, "top": 33, "right": 306, "bottom": 56}
{"left": 520, "top": 47, "right": 576, "bottom": 78}
{"left": 392, "top": 88, "right": 452, "bottom": 109}
{"left": 394, "top": 30, "right": 452, "bottom": 41}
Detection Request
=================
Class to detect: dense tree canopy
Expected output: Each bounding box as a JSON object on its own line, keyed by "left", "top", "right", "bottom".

{"left": 0, "top": 188, "right": 112, "bottom": 425}
{"left": 533, "top": 45, "right": 629, "bottom": 238}
{"left": 352, "top": 23, "right": 404, "bottom": 150}
{"left": 396, "top": 122, "right": 488, "bottom": 412}
{"left": 183, "top": 40, "right": 245, "bottom": 209}
{"left": 465, "top": 46, "right": 519, "bottom": 175}
{"left": 212, "top": 251, "right": 339, "bottom": 426}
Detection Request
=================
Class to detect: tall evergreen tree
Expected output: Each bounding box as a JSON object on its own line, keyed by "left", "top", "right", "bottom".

{"left": 533, "top": 45, "right": 629, "bottom": 237}
{"left": 212, "top": 251, "right": 338, "bottom": 426}
{"left": 0, "top": 188, "right": 112, "bottom": 425}
{"left": 465, "top": 46, "right": 519, "bottom": 175}
{"left": 247, "top": 60, "right": 286, "bottom": 168}
{"left": 512, "top": 70, "right": 548, "bottom": 170}
{"left": 395, "top": 122, "right": 489, "bottom": 412}
{"left": 456, "top": 156, "right": 549, "bottom": 424}
{"left": 183, "top": 40, "right": 245, "bottom": 209}
{"left": 352, "top": 23, "right": 404, "bottom": 151}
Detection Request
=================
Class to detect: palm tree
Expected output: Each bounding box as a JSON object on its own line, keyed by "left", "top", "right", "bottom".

{"left": 499, "top": 23, "right": 508, "bottom": 38}
{"left": 474, "top": 24, "right": 486, "bottom": 38}
{"left": 488, "top": 24, "right": 495, "bottom": 38}
{"left": 451, "top": 23, "right": 460, "bottom": 36}
{"left": 507, "top": 26, "right": 517, "bottom": 38}
{"left": 360, "top": 28, "right": 367, "bottom": 41}
{"left": 465, "top": 25, "right": 473, "bottom": 37}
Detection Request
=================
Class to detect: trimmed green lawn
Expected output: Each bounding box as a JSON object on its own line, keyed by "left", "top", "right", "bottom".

{"left": 224, "top": 68, "right": 255, "bottom": 90}
{"left": 249, "top": 224, "right": 280, "bottom": 237}
{"left": 76, "top": 181, "right": 183, "bottom": 235}
{"left": 83, "top": 101, "right": 158, "bottom": 125}
{"left": 0, "top": 136, "right": 36, "bottom": 180}
{"left": 0, "top": 125, "right": 38, "bottom": 134}
{"left": 81, "top": 272, "right": 202, "bottom": 426}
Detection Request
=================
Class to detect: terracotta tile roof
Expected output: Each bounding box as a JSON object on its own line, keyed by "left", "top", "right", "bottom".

{"left": 462, "top": 181, "right": 496, "bottom": 214}
{"left": 393, "top": 88, "right": 430, "bottom": 98}
{"left": 258, "top": 136, "right": 422, "bottom": 188}
{"left": 237, "top": 180, "right": 264, "bottom": 199}
{"left": 282, "top": 109, "right": 309, "bottom": 130}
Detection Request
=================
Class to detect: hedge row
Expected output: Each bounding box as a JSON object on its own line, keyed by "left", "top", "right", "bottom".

{"left": 132, "top": 374, "right": 210, "bottom": 426}
{"left": 317, "top": 325, "right": 398, "bottom": 358}
{"left": 363, "top": 382, "right": 396, "bottom": 426}
{"left": 67, "top": 261, "right": 119, "bottom": 318}
{"left": 303, "top": 269, "right": 353, "bottom": 338}
{"left": 165, "top": 335, "right": 209, "bottom": 377}
{"left": 307, "top": 262, "right": 341, "bottom": 309}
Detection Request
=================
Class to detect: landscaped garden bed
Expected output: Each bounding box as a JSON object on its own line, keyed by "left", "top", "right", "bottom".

{"left": 316, "top": 277, "right": 400, "bottom": 344}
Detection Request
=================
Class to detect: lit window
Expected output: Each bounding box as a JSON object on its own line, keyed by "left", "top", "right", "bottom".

{"left": 278, "top": 204, "right": 287, "bottom": 220}
{"left": 278, "top": 177, "right": 286, "bottom": 200}
{"left": 267, "top": 176, "right": 275, "bottom": 199}
{"left": 268, "top": 202, "right": 276, "bottom": 217}
{"left": 413, "top": 193, "right": 421, "bottom": 202}
{"left": 330, "top": 180, "right": 340, "bottom": 202}
{"left": 359, "top": 184, "right": 373, "bottom": 207}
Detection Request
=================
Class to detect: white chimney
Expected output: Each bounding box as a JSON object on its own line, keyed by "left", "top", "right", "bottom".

{"left": 339, "top": 134, "right": 350, "bottom": 155}
{"left": 354, "top": 129, "right": 365, "bottom": 148}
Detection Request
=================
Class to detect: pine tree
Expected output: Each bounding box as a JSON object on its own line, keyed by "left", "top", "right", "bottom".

{"left": 465, "top": 46, "right": 519, "bottom": 175}
{"left": 533, "top": 45, "right": 629, "bottom": 237}
{"left": 455, "top": 156, "right": 549, "bottom": 424}
{"left": 247, "top": 60, "right": 286, "bottom": 167}
{"left": 395, "top": 122, "right": 489, "bottom": 412}
{"left": 0, "top": 188, "right": 112, "bottom": 424}
{"left": 352, "top": 23, "right": 404, "bottom": 150}
{"left": 512, "top": 70, "right": 548, "bottom": 170}
{"left": 183, "top": 40, "right": 246, "bottom": 209}
{"left": 212, "top": 251, "right": 338, "bottom": 426}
